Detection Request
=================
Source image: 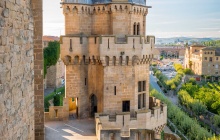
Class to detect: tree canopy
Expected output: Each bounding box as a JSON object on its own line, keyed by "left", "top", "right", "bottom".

{"left": 43, "top": 41, "right": 60, "bottom": 77}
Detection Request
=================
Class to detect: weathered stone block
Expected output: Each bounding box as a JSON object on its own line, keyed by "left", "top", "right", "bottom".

{"left": 2, "top": 9, "right": 9, "bottom": 18}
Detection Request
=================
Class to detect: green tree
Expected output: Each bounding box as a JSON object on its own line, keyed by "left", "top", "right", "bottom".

{"left": 184, "top": 68, "right": 194, "bottom": 75}
{"left": 44, "top": 41, "right": 60, "bottom": 77}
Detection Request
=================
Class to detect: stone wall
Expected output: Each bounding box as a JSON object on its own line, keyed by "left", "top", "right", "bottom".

{"left": 0, "top": 0, "right": 45, "bottom": 139}
{"left": 0, "top": 0, "right": 36, "bottom": 139}
{"left": 45, "top": 59, "right": 65, "bottom": 89}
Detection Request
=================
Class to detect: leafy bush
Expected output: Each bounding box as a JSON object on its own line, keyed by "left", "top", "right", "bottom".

{"left": 188, "top": 77, "right": 196, "bottom": 85}
{"left": 53, "top": 94, "right": 63, "bottom": 106}
{"left": 44, "top": 86, "right": 65, "bottom": 112}
{"left": 211, "top": 115, "right": 220, "bottom": 128}
{"left": 150, "top": 89, "right": 212, "bottom": 139}
{"left": 183, "top": 68, "right": 194, "bottom": 75}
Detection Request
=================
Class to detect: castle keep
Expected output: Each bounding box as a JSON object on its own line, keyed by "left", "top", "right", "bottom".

{"left": 60, "top": 0, "right": 167, "bottom": 139}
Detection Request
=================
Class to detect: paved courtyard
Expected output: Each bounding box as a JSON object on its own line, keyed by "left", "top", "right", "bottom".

{"left": 45, "top": 119, "right": 97, "bottom": 140}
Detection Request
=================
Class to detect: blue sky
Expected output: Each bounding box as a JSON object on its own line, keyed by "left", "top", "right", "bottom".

{"left": 43, "top": 0, "right": 220, "bottom": 38}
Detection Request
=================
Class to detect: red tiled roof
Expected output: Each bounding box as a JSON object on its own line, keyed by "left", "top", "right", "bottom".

{"left": 43, "top": 36, "right": 59, "bottom": 42}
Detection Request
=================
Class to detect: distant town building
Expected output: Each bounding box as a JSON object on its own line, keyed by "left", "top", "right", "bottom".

{"left": 43, "top": 36, "right": 65, "bottom": 89}
{"left": 43, "top": 36, "right": 60, "bottom": 48}
{"left": 153, "top": 45, "right": 185, "bottom": 59}
{"left": 185, "top": 44, "right": 220, "bottom": 81}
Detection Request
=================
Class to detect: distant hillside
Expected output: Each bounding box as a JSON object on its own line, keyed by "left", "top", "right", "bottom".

{"left": 155, "top": 37, "right": 220, "bottom": 45}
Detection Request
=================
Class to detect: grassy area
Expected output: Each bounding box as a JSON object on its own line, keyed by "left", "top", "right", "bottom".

{"left": 44, "top": 86, "right": 65, "bottom": 112}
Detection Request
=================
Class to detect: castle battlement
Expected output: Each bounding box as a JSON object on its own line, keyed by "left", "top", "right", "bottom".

{"left": 95, "top": 97, "right": 167, "bottom": 139}
{"left": 62, "top": 3, "right": 148, "bottom": 15}
{"left": 60, "top": 35, "right": 154, "bottom": 66}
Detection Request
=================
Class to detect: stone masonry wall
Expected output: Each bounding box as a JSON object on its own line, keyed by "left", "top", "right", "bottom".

{"left": 0, "top": 0, "right": 35, "bottom": 139}
{"left": 32, "top": 0, "right": 44, "bottom": 139}
{"left": 103, "top": 64, "right": 149, "bottom": 114}
{"left": 46, "top": 59, "right": 65, "bottom": 88}
{"left": 62, "top": 4, "right": 148, "bottom": 36}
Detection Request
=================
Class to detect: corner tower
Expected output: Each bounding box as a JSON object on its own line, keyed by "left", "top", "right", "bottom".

{"left": 60, "top": 0, "right": 167, "bottom": 139}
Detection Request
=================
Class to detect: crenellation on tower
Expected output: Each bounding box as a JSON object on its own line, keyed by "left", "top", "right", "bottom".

{"left": 61, "top": 35, "right": 154, "bottom": 65}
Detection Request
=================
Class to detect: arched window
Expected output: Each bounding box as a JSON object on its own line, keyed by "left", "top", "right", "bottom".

{"left": 137, "top": 23, "right": 140, "bottom": 35}
{"left": 133, "top": 23, "right": 136, "bottom": 35}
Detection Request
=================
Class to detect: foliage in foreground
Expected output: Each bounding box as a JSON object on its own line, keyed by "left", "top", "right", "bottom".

{"left": 150, "top": 88, "right": 212, "bottom": 139}
{"left": 44, "top": 86, "right": 65, "bottom": 112}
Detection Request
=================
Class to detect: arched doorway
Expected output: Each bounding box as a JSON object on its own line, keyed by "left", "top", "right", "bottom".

{"left": 90, "top": 94, "right": 97, "bottom": 117}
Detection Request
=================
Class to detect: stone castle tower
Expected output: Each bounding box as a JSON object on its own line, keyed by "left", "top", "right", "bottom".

{"left": 60, "top": 0, "right": 167, "bottom": 139}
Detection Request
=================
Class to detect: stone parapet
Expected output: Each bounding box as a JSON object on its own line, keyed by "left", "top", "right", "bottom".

{"left": 95, "top": 97, "right": 167, "bottom": 139}
{"left": 60, "top": 35, "right": 154, "bottom": 66}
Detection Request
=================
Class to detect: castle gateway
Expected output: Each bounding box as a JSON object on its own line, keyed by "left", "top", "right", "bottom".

{"left": 60, "top": 0, "right": 167, "bottom": 139}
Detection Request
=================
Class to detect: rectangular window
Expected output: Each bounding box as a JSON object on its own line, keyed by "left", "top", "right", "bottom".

{"left": 70, "top": 39, "right": 72, "bottom": 51}
{"left": 205, "top": 57, "right": 207, "bottom": 60}
{"left": 108, "top": 38, "right": 109, "bottom": 49}
{"left": 122, "top": 101, "right": 130, "bottom": 112}
{"left": 138, "top": 94, "right": 141, "bottom": 109}
{"left": 142, "top": 81, "right": 146, "bottom": 91}
{"left": 94, "top": 37, "right": 97, "bottom": 44}
{"left": 210, "top": 57, "right": 212, "bottom": 62}
{"left": 80, "top": 37, "right": 83, "bottom": 44}
{"left": 138, "top": 81, "right": 141, "bottom": 92}
{"left": 217, "top": 57, "right": 218, "bottom": 60}
{"left": 85, "top": 78, "right": 87, "bottom": 85}
{"left": 143, "top": 93, "right": 146, "bottom": 108}
{"left": 114, "top": 86, "right": 116, "bottom": 95}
